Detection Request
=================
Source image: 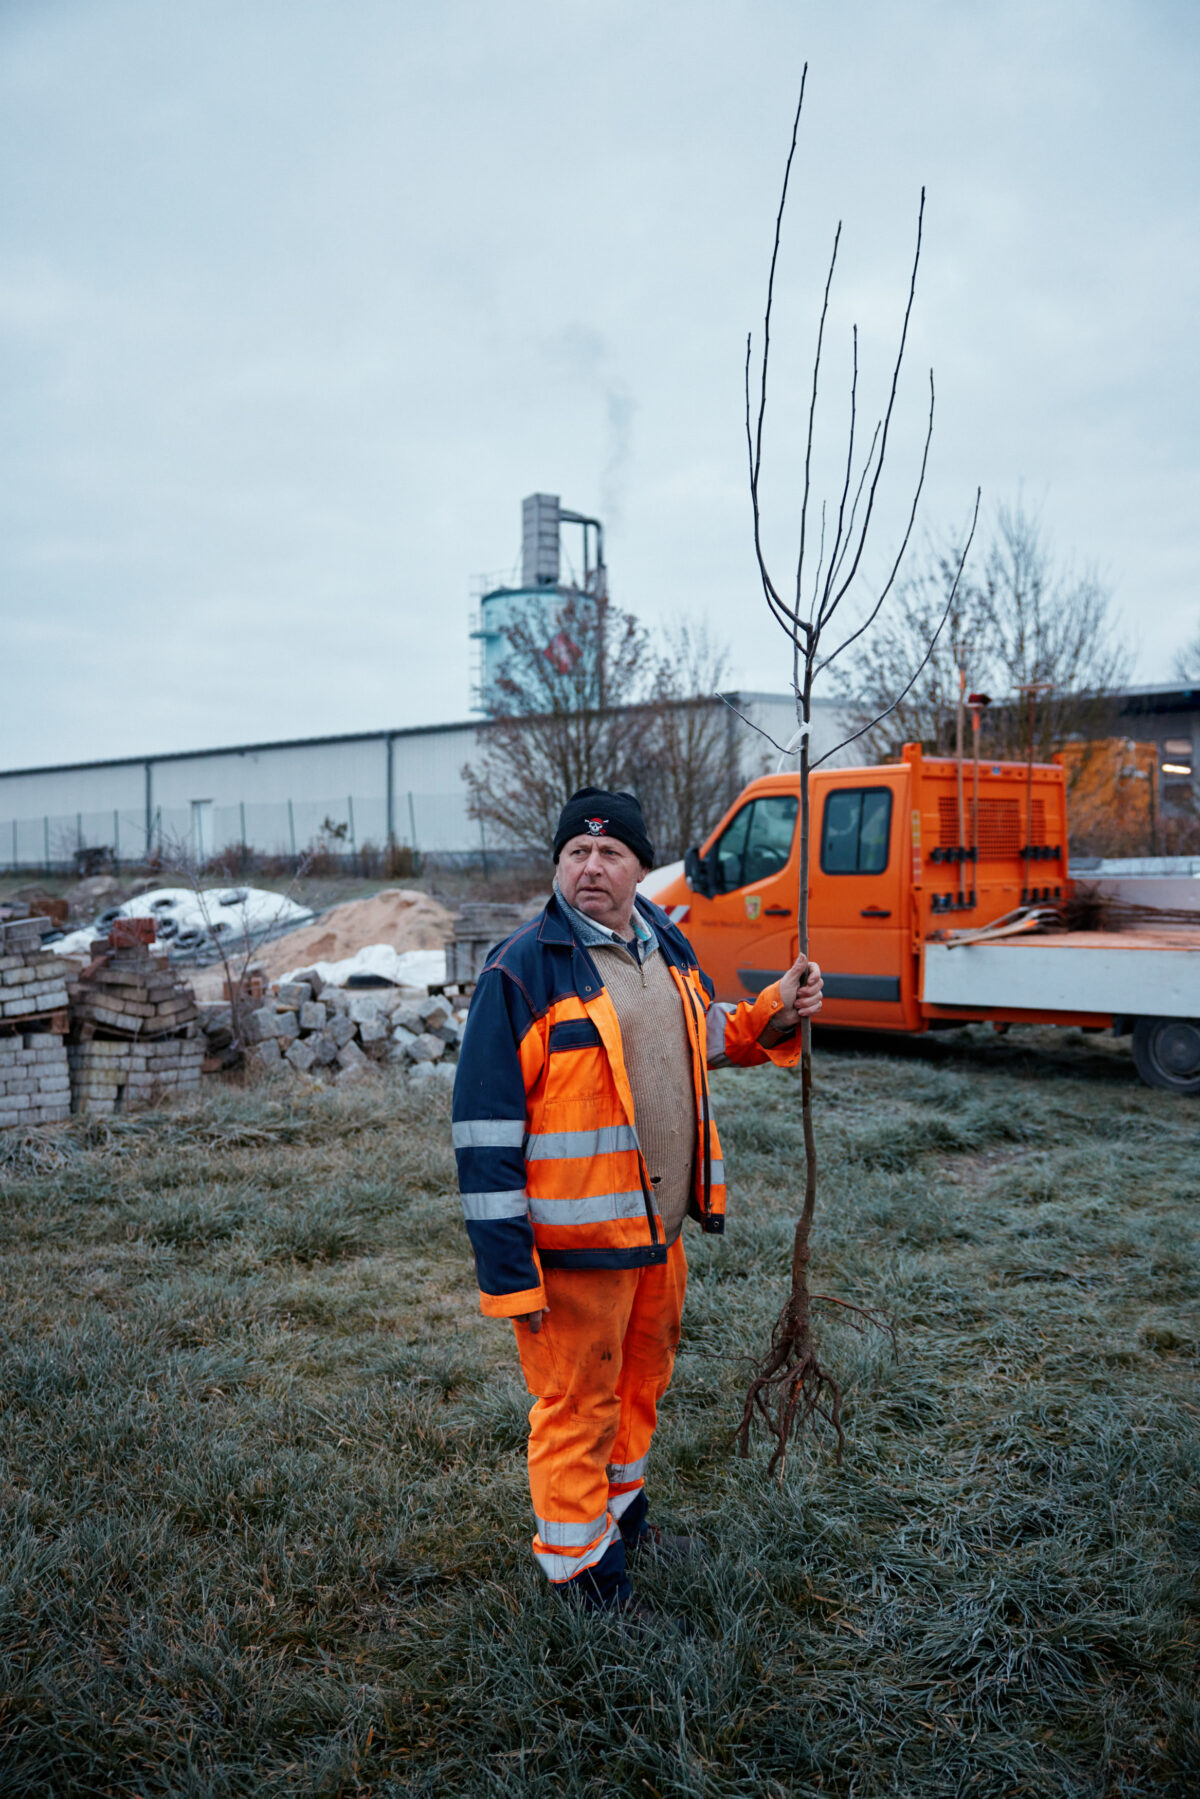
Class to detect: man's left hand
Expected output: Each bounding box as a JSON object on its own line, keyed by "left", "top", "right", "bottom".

{"left": 776, "top": 955, "right": 823, "bottom": 1027}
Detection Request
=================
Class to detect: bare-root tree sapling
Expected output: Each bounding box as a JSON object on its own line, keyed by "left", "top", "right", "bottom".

{"left": 730, "top": 71, "right": 980, "bottom": 1476}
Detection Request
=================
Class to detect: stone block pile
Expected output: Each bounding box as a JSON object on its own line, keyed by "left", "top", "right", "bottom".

{"left": 0, "top": 918, "right": 72, "bottom": 1129}
{"left": 245, "top": 967, "right": 467, "bottom": 1088}
{"left": 66, "top": 920, "right": 205, "bottom": 1116}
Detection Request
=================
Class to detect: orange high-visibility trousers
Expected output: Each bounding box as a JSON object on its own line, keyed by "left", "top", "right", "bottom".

{"left": 514, "top": 1237, "right": 687, "bottom": 1589}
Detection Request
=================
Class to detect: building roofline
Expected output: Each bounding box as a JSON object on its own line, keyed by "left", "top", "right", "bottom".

{"left": 1115, "top": 681, "right": 1200, "bottom": 704}
{"left": 0, "top": 692, "right": 807, "bottom": 783}
{"left": 0, "top": 717, "right": 483, "bottom": 782}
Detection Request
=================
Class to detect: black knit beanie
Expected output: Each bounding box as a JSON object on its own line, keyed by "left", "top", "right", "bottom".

{"left": 553, "top": 788, "right": 655, "bottom": 867}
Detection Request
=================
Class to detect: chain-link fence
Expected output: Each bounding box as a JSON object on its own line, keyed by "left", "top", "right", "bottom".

{"left": 0, "top": 791, "right": 506, "bottom": 874}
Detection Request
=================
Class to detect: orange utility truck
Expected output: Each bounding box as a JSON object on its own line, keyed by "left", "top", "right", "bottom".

{"left": 642, "top": 743, "right": 1200, "bottom": 1094}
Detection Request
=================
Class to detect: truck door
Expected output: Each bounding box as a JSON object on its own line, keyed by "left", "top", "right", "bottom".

{"left": 685, "top": 792, "right": 800, "bottom": 1001}
{"left": 808, "top": 778, "right": 907, "bottom": 1027}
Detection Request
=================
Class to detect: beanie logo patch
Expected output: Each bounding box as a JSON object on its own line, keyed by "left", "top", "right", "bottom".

{"left": 584, "top": 816, "right": 609, "bottom": 836}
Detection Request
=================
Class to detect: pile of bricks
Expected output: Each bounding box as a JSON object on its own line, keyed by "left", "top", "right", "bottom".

{"left": 0, "top": 1033, "right": 71, "bottom": 1129}
{"left": 66, "top": 919, "right": 205, "bottom": 1117}
{"left": 67, "top": 1035, "right": 206, "bottom": 1116}
{"left": 0, "top": 918, "right": 72, "bottom": 1130}
{"left": 69, "top": 924, "right": 199, "bottom": 1039}
{"left": 0, "top": 917, "right": 71, "bottom": 1027}
{"left": 244, "top": 967, "right": 467, "bottom": 1088}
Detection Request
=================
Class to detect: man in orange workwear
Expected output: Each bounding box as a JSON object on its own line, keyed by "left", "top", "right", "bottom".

{"left": 452, "top": 788, "right": 823, "bottom": 1612}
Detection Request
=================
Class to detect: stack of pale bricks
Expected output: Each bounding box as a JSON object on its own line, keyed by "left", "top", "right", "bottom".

{"left": 0, "top": 917, "right": 72, "bottom": 1129}
{"left": 66, "top": 918, "right": 205, "bottom": 1117}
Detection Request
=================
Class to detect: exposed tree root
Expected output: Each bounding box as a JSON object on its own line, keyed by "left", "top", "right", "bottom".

{"left": 733, "top": 1033, "right": 894, "bottom": 1481}
{"left": 734, "top": 1282, "right": 845, "bottom": 1479}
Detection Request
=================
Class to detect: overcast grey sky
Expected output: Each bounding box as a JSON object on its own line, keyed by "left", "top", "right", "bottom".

{"left": 2, "top": 0, "right": 1197, "bottom": 769}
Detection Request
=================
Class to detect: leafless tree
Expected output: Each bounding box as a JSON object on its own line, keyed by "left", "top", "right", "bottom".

{"left": 637, "top": 622, "right": 735, "bottom": 861}
{"left": 464, "top": 600, "right": 736, "bottom": 864}
{"left": 828, "top": 532, "right": 984, "bottom": 759}
{"left": 728, "top": 70, "right": 979, "bottom": 1477}
{"left": 463, "top": 592, "right": 651, "bottom": 856}
{"left": 834, "top": 502, "right": 1129, "bottom": 764}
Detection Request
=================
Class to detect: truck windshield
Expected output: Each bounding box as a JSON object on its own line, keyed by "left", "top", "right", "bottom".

{"left": 713, "top": 795, "right": 798, "bottom": 891}
{"left": 821, "top": 788, "right": 893, "bottom": 875}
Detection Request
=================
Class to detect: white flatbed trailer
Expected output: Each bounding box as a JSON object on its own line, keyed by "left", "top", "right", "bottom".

{"left": 921, "top": 929, "right": 1200, "bottom": 1092}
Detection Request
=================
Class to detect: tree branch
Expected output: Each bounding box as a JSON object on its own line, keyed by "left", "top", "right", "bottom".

{"left": 746, "top": 68, "right": 809, "bottom": 633}
{"left": 811, "top": 487, "right": 980, "bottom": 768}
{"left": 816, "top": 187, "right": 927, "bottom": 635}
{"left": 814, "top": 367, "right": 935, "bottom": 676}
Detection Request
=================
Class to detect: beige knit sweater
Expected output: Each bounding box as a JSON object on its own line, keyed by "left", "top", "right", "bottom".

{"left": 590, "top": 942, "right": 696, "bottom": 1244}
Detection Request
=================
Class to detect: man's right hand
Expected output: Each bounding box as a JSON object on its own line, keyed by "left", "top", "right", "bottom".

{"left": 517, "top": 1309, "right": 548, "bottom": 1333}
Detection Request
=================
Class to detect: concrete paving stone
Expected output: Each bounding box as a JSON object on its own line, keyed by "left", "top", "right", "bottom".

{"left": 285, "top": 1037, "right": 317, "bottom": 1073}
{"left": 358, "top": 1014, "right": 389, "bottom": 1044}
{"left": 275, "top": 1010, "right": 301, "bottom": 1044}
{"left": 334, "top": 1038, "right": 367, "bottom": 1072}
{"left": 250, "top": 1006, "right": 283, "bottom": 1040}
{"left": 298, "top": 1001, "right": 327, "bottom": 1032}
{"left": 253, "top": 1039, "right": 283, "bottom": 1071}
{"left": 328, "top": 1014, "right": 357, "bottom": 1047}
{"left": 309, "top": 1032, "right": 339, "bottom": 1066}
{"left": 347, "top": 993, "right": 385, "bottom": 1025}
{"left": 390, "top": 1002, "right": 426, "bottom": 1034}
{"left": 409, "top": 1032, "right": 446, "bottom": 1064}
{"left": 275, "top": 982, "right": 312, "bottom": 1011}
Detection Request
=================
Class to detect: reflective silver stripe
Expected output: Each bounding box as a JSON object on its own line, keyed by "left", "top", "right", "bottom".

{"left": 527, "top": 1190, "right": 647, "bottom": 1227}
{"left": 525, "top": 1124, "right": 639, "bottom": 1161}
{"left": 607, "top": 1486, "right": 642, "bottom": 1519}
{"left": 452, "top": 1119, "right": 527, "bottom": 1149}
{"left": 534, "top": 1520, "right": 619, "bottom": 1583}
{"left": 710, "top": 1159, "right": 725, "bottom": 1186}
{"left": 460, "top": 1190, "right": 528, "bottom": 1221}
{"left": 607, "top": 1451, "right": 648, "bottom": 1483}
{"left": 534, "top": 1508, "right": 609, "bottom": 1548}
{"left": 706, "top": 1003, "right": 732, "bottom": 1067}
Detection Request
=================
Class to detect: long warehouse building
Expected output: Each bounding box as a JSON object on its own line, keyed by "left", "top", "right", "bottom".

{"left": 0, "top": 693, "right": 842, "bottom": 870}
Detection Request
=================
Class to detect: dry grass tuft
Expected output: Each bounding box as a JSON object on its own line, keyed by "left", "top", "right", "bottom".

{"left": 0, "top": 1028, "right": 1196, "bottom": 1795}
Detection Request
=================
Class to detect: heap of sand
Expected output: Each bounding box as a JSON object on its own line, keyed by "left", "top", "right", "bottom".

{"left": 253, "top": 888, "right": 455, "bottom": 983}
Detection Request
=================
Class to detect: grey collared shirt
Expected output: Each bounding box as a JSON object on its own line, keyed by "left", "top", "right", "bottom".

{"left": 553, "top": 882, "right": 658, "bottom": 966}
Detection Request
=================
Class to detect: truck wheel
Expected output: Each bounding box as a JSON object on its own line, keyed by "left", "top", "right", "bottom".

{"left": 1131, "top": 1017, "right": 1200, "bottom": 1094}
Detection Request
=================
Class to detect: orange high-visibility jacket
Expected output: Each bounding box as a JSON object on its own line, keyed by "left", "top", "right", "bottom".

{"left": 452, "top": 892, "right": 803, "bottom": 1316}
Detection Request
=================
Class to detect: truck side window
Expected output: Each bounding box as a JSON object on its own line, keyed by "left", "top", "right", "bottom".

{"left": 820, "top": 788, "right": 893, "bottom": 875}
{"left": 742, "top": 795, "right": 799, "bottom": 885}
{"left": 713, "top": 804, "right": 753, "bottom": 892}
{"left": 712, "top": 795, "right": 798, "bottom": 891}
